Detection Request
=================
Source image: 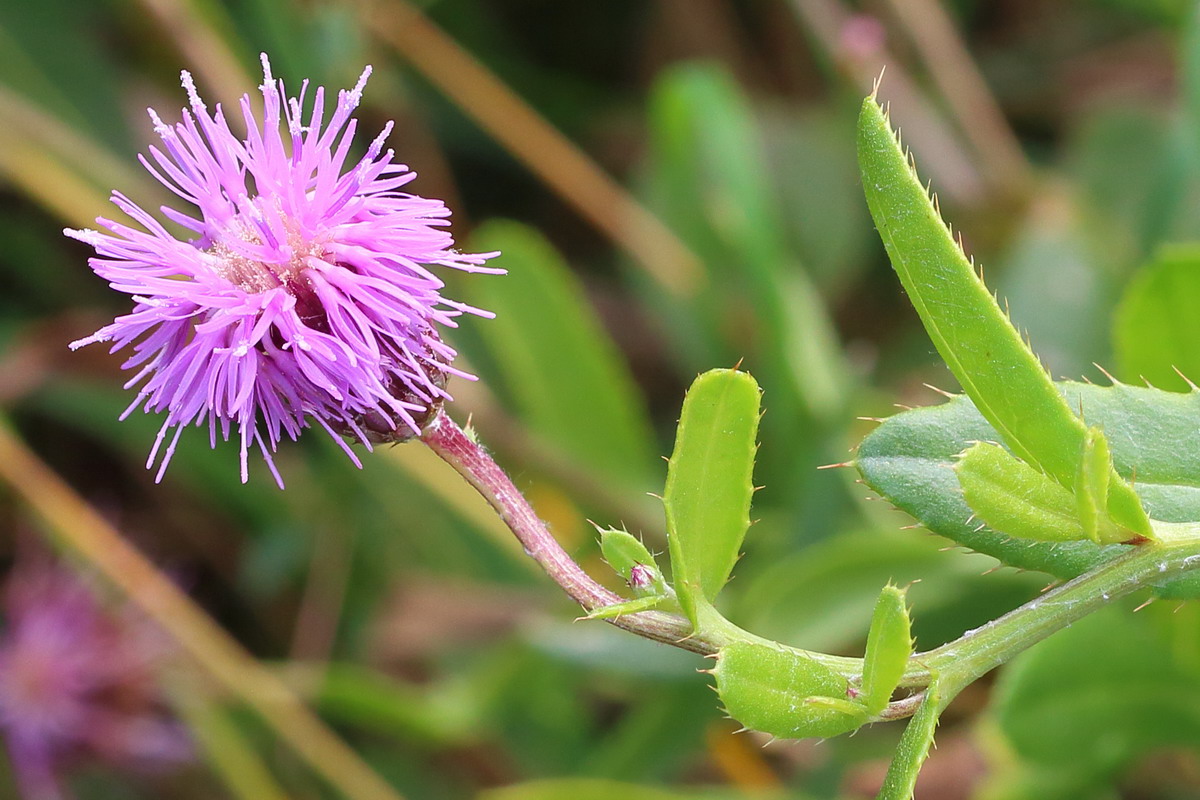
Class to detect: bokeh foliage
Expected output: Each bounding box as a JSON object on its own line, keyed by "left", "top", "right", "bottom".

{"left": 4, "top": 0, "right": 1200, "bottom": 798}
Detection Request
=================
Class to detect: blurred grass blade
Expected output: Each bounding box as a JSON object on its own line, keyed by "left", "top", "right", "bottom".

{"left": 0, "top": 417, "right": 406, "bottom": 800}
{"left": 371, "top": 0, "right": 702, "bottom": 297}
{"left": 466, "top": 220, "right": 657, "bottom": 489}
{"left": 1114, "top": 245, "right": 1200, "bottom": 391}
{"left": 648, "top": 63, "right": 846, "bottom": 422}
{"left": 173, "top": 687, "right": 290, "bottom": 800}
{"left": 857, "top": 95, "right": 1151, "bottom": 539}
{"left": 664, "top": 369, "right": 759, "bottom": 622}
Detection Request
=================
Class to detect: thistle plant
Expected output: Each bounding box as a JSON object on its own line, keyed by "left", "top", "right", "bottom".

{"left": 68, "top": 55, "right": 499, "bottom": 487}
{"left": 66, "top": 54, "right": 1200, "bottom": 800}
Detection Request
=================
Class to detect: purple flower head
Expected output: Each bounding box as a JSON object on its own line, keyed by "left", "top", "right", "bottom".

{"left": 0, "top": 562, "right": 191, "bottom": 797}
{"left": 68, "top": 54, "right": 499, "bottom": 486}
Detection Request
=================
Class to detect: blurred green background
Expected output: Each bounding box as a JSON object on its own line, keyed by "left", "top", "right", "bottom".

{"left": 4, "top": 0, "right": 1200, "bottom": 798}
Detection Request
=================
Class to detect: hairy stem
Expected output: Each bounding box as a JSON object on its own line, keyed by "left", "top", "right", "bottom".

{"left": 923, "top": 539, "right": 1200, "bottom": 686}
{"left": 421, "top": 409, "right": 708, "bottom": 651}
{"left": 422, "top": 410, "right": 892, "bottom": 676}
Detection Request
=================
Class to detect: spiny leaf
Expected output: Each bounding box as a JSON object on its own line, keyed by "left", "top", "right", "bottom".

{"left": 856, "top": 381, "right": 1200, "bottom": 598}
{"left": 956, "top": 442, "right": 1089, "bottom": 543}
{"left": 598, "top": 528, "right": 667, "bottom": 597}
{"left": 664, "top": 369, "right": 761, "bottom": 625}
{"left": 1075, "top": 426, "right": 1128, "bottom": 544}
{"left": 861, "top": 585, "right": 913, "bottom": 716}
{"left": 857, "top": 96, "right": 1151, "bottom": 540}
{"left": 584, "top": 596, "right": 668, "bottom": 620}
{"left": 713, "top": 641, "right": 867, "bottom": 739}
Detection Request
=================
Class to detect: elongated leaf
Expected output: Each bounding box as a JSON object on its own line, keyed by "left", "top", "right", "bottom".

{"left": 713, "top": 641, "right": 866, "bottom": 739}
{"left": 956, "top": 442, "right": 1088, "bottom": 543}
{"left": 856, "top": 381, "right": 1200, "bottom": 597}
{"left": 857, "top": 96, "right": 1150, "bottom": 539}
{"left": 664, "top": 369, "right": 760, "bottom": 622}
{"left": 1114, "top": 245, "right": 1200, "bottom": 391}
{"left": 861, "top": 585, "right": 913, "bottom": 716}
{"left": 464, "top": 220, "right": 657, "bottom": 487}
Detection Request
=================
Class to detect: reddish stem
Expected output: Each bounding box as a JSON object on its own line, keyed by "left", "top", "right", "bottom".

{"left": 420, "top": 409, "right": 712, "bottom": 654}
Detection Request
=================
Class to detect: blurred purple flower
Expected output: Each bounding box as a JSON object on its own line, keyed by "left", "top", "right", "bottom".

{"left": 68, "top": 55, "right": 499, "bottom": 486}
{"left": 0, "top": 564, "right": 190, "bottom": 799}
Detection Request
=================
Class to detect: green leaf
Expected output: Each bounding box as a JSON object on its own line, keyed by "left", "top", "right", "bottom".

{"left": 713, "top": 641, "right": 866, "bottom": 740}
{"left": 592, "top": 529, "right": 677, "bottom": 618}
{"left": 956, "top": 442, "right": 1089, "bottom": 543}
{"left": 857, "top": 96, "right": 1151, "bottom": 539}
{"left": 877, "top": 680, "right": 943, "bottom": 800}
{"left": 598, "top": 528, "right": 662, "bottom": 591}
{"left": 1076, "top": 426, "right": 1130, "bottom": 544}
{"left": 1114, "top": 245, "right": 1200, "bottom": 391}
{"left": 664, "top": 369, "right": 760, "bottom": 623}
{"left": 993, "top": 604, "right": 1200, "bottom": 771}
{"left": 584, "top": 596, "right": 668, "bottom": 620}
{"left": 856, "top": 381, "right": 1200, "bottom": 597}
{"left": 464, "top": 220, "right": 657, "bottom": 487}
{"left": 861, "top": 585, "right": 913, "bottom": 716}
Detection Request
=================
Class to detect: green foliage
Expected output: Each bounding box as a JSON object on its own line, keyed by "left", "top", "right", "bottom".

{"left": 464, "top": 220, "right": 657, "bottom": 488}
{"left": 663, "top": 369, "right": 760, "bottom": 624}
{"left": 478, "top": 778, "right": 758, "bottom": 800}
{"left": 957, "top": 442, "right": 1089, "bottom": 543}
{"left": 860, "top": 585, "right": 913, "bottom": 716}
{"left": 993, "top": 605, "right": 1200, "bottom": 780}
{"left": 731, "top": 528, "right": 1042, "bottom": 654}
{"left": 857, "top": 96, "right": 1152, "bottom": 541}
{"left": 1114, "top": 244, "right": 1200, "bottom": 390}
{"left": 857, "top": 381, "right": 1200, "bottom": 595}
{"left": 645, "top": 64, "right": 845, "bottom": 423}
{"left": 713, "top": 641, "right": 866, "bottom": 739}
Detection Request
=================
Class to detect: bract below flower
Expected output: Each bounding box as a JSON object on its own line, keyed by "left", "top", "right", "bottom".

{"left": 68, "top": 54, "right": 499, "bottom": 486}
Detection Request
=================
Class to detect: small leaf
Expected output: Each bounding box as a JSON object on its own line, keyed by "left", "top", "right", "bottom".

{"left": 584, "top": 596, "right": 667, "bottom": 620}
{"left": 956, "top": 442, "right": 1088, "bottom": 543}
{"left": 713, "top": 641, "right": 866, "bottom": 739}
{"left": 598, "top": 528, "right": 667, "bottom": 596}
{"left": 1076, "top": 426, "right": 1123, "bottom": 544}
{"left": 856, "top": 96, "right": 1150, "bottom": 539}
{"left": 664, "top": 369, "right": 761, "bottom": 624}
{"left": 856, "top": 381, "right": 1200, "bottom": 597}
{"left": 1114, "top": 244, "right": 1200, "bottom": 391}
{"left": 861, "top": 585, "right": 913, "bottom": 716}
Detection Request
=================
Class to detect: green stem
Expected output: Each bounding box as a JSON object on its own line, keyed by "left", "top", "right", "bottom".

{"left": 421, "top": 410, "right": 868, "bottom": 673}
{"left": 923, "top": 540, "right": 1200, "bottom": 686}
